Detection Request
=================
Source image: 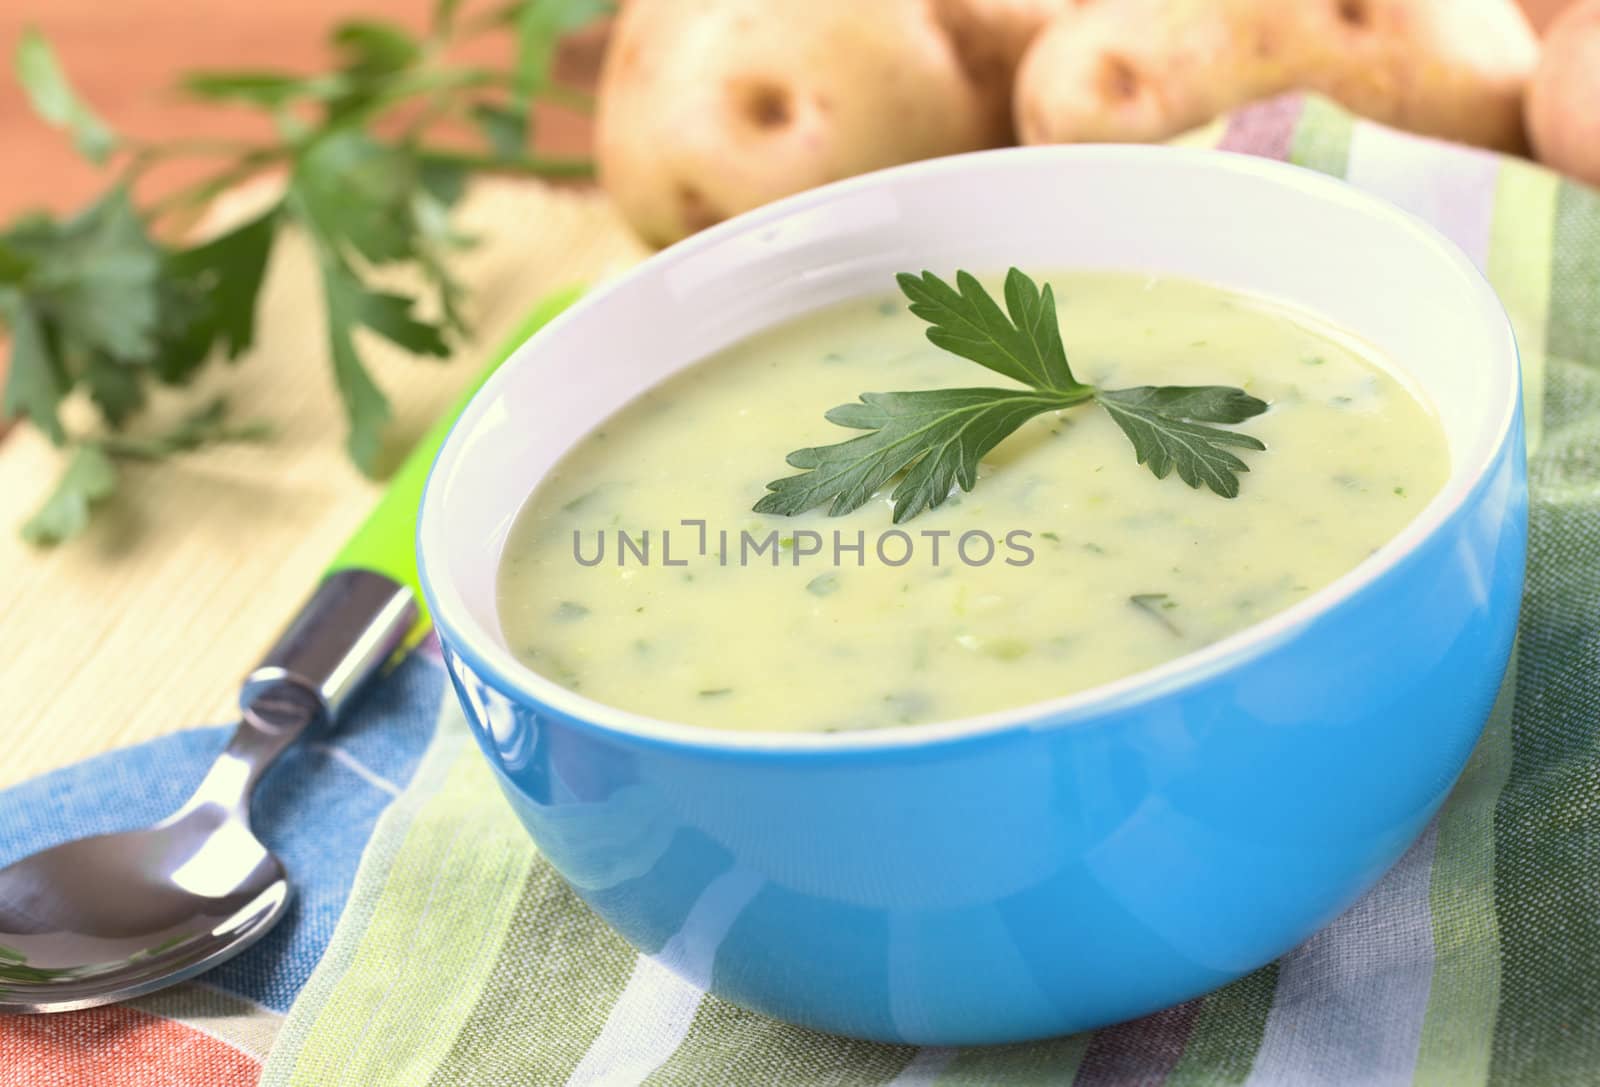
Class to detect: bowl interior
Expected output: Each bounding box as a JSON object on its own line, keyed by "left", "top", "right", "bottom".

{"left": 418, "top": 145, "right": 1518, "bottom": 747}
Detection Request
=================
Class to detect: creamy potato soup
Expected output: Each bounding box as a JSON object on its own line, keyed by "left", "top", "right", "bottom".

{"left": 498, "top": 273, "right": 1449, "bottom": 732}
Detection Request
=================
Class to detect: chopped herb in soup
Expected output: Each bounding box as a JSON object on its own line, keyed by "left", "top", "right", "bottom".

{"left": 497, "top": 272, "right": 1449, "bottom": 732}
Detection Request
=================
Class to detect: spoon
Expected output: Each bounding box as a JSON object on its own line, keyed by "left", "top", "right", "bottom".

{"left": 0, "top": 569, "right": 416, "bottom": 1014}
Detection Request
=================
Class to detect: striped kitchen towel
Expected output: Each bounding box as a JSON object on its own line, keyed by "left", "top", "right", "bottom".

{"left": 0, "top": 649, "right": 446, "bottom": 1086}
{"left": 262, "top": 96, "right": 1600, "bottom": 1086}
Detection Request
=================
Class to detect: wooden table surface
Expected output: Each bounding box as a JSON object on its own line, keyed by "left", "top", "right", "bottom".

{"left": 0, "top": 0, "right": 1580, "bottom": 787}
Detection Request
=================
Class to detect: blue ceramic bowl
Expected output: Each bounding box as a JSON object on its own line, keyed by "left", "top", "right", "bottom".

{"left": 417, "top": 147, "right": 1526, "bottom": 1044}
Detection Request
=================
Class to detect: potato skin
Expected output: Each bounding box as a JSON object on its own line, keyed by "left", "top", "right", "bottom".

{"left": 1527, "top": 0, "right": 1600, "bottom": 185}
{"left": 1015, "top": 0, "right": 1539, "bottom": 153}
{"left": 597, "top": 0, "right": 1054, "bottom": 246}
{"left": 933, "top": 0, "right": 1069, "bottom": 69}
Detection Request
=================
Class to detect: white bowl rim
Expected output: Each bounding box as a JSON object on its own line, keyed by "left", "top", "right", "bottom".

{"left": 417, "top": 144, "right": 1521, "bottom": 755}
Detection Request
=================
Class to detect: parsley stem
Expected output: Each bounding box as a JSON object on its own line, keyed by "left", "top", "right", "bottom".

{"left": 94, "top": 399, "right": 273, "bottom": 461}
{"left": 334, "top": 68, "right": 508, "bottom": 125}
{"left": 415, "top": 148, "right": 594, "bottom": 179}
{"left": 124, "top": 138, "right": 277, "bottom": 162}
{"left": 98, "top": 425, "right": 273, "bottom": 461}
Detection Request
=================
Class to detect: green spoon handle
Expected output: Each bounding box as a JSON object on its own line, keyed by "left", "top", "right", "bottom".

{"left": 326, "top": 286, "right": 582, "bottom": 638}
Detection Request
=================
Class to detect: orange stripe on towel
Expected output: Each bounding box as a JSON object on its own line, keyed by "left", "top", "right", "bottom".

{"left": 0, "top": 1003, "right": 261, "bottom": 1087}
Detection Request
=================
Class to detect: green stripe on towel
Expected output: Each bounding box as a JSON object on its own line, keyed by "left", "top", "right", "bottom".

{"left": 1413, "top": 655, "right": 1517, "bottom": 1086}
{"left": 268, "top": 713, "right": 538, "bottom": 1086}
{"left": 427, "top": 864, "right": 640, "bottom": 1084}
{"left": 1486, "top": 161, "right": 1558, "bottom": 454}
{"left": 935, "top": 1033, "right": 1093, "bottom": 1085}
{"left": 1487, "top": 180, "right": 1600, "bottom": 1086}
{"left": 644, "top": 998, "right": 920, "bottom": 1087}
{"left": 1287, "top": 96, "right": 1354, "bottom": 177}
{"left": 1166, "top": 966, "right": 1280, "bottom": 1086}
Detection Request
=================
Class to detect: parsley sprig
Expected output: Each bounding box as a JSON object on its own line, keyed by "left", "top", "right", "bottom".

{"left": 754, "top": 269, "right": 1268, "bottom": 523}
{"left": 2, "top": 1, "right": 607, "bottom": 544}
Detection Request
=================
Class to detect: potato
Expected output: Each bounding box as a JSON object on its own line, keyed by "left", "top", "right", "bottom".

{"left": 1527, "top": 0, "right": 1600, "bottom": 185}
{"left": 1015, "top": 0, "right": 1539, "bottom": 153}
{"left": 933, "top": 0, "right": 1069, "bottom": 70}
{"left": 597, "top": 0, "right": 1061, "bottom": 246}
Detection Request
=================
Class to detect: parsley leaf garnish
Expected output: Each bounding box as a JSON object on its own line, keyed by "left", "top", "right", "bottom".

{"left": 896, "top": 269, "right": 1080, "bottom": 392}
{"left": 755, "top": 269, "right": 1268, "bottom": 522}
{"left": 755, "top": 387, "right": 1092, "bottom": 523}
{"left": 1096, "top": 385, "right": 1267, "bottom": 499}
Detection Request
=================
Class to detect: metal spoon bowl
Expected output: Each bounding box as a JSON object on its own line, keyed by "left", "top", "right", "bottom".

{"left": 0, "top": 571, "right": 415, "bottom": 1014}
